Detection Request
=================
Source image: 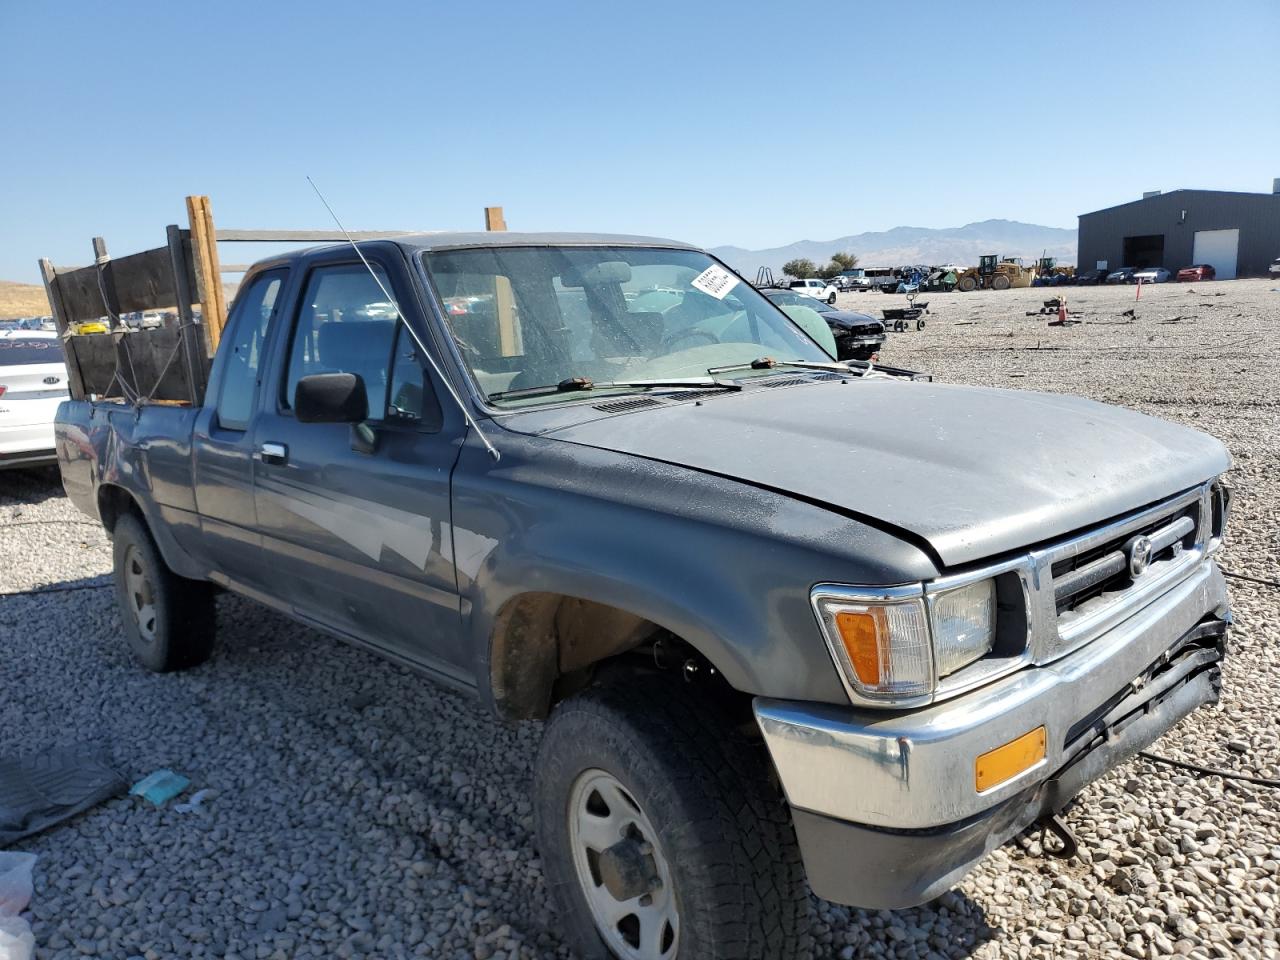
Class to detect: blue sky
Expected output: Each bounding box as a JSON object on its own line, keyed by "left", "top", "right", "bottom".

{"left": 1, "top": 0, "right": 1276, "bottom": 282}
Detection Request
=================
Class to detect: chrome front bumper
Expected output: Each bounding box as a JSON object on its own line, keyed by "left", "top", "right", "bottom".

{"left": 755, "top": 558, "right": 1229, "bottom": 832}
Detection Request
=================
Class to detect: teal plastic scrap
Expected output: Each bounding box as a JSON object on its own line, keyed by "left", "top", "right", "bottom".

{"left": 129, "top": 770, "right": 190, "bottom": 807}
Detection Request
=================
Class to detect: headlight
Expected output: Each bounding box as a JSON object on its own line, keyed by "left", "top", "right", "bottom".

{"left": 813, "top": 578, "right": 999, "bottom": 704}
{"left": 930, "top": 579, "right": 997, "bottom": 677}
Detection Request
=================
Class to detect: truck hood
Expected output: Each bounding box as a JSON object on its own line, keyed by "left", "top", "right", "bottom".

{"left": 542, "top": 379, "right": 1230, "bottom": 567}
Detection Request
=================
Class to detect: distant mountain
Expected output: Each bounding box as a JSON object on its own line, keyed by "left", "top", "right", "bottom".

{"left": 711, "top": 219, "right": 1076, "bottom": 275}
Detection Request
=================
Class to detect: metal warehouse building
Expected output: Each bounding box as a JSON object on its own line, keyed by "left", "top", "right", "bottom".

{"left": 1077, "top": 184, "right": 1280, "bottom": 279}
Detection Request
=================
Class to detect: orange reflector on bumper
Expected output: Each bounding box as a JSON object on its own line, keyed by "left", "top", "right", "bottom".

{"left": 975, "top": 726, "right": 1046, "bottom": 792}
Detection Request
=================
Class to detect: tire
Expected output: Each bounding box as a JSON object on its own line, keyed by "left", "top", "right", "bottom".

{"left": 827, "top": 293, "right": 836, "bottom": 304}
{"left": 991, "top": 274, "right": 1011, "bottom": 291}
{"left": 957, "top": 275, "right": 977, "bottom": 292}
{"left": 535, "top": 672, "right": 811, "bottom": 960}
{"left": 112, "top": 512, "right": 216, "bottom": 672}
{"left": 916, "top": 318, "right": 926, "bottom": 331}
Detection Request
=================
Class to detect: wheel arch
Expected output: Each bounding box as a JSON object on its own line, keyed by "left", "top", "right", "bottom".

{"left": 485, "top": 590, "right": 738, "bottom": 721}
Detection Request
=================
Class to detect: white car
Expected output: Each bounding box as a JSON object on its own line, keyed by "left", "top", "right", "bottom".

{"left": 786, "top": 278, "right": 838, "bottom": 304}
{"left": 0, "top": 330, "right": 70, "bottom": 469}
{"left": 1132, "top": 267, "right": 1172, "bottom": 283}
{"left": 1269, "top": 257, "right": 1280, "bottom": 276}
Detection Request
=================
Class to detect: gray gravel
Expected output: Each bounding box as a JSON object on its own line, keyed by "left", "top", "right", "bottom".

{"left": 2, "top": 278, "right": 1278, "bottom": 959}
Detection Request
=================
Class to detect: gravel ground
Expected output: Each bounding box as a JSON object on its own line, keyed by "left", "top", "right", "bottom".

{"left": 2, "top": 278, "right": 1278, "bottom": 959}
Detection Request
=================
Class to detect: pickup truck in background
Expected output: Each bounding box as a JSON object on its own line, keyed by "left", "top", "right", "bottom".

{"left": 57, "top": 233, "right": 1232, "bottom": 960}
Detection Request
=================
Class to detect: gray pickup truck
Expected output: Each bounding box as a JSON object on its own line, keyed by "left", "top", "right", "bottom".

{"left": 56, "top": 233, "right": 1232, "bottom": 960}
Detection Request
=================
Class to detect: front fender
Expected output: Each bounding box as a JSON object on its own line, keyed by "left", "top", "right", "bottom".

{"left": 450, "top": 432, "right": 938, "bottom": 715}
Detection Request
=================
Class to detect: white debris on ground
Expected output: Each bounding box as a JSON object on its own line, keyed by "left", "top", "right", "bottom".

{"left": 0, "top": 279, "right": 1277, "bottom": 960}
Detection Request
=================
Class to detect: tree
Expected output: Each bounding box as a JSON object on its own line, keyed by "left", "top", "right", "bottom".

{"left": 814, "top": 251, "right": 860, "bottom": 280}
{"left": 782, "top": 258, "right": 817, "bottom": 279}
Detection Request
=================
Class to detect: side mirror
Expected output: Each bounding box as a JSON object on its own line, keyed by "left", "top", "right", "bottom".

{"left": 295, "top": 373, "right": 368, "bottom": 424}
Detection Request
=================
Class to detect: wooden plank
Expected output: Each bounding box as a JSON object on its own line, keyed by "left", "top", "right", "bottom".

{"left": 215, "top": 229, "right": 411, "bottom": 242}
{"left": 187, "top": 195, "right": 229, "bottom": 357}
{"left": 51, "top": 263, "right": 109, "bottom": 324}
{"left": 47, "top": 245, "right": 191, "bottom": 324}
{"left": 69, "top": 327, "right": 193, "bottom": 403}
{"left": 485, "top": 207, "right": 517, "bottom": 354}
{"left": 107, "top": 247, "right": 185, "bottom": 314}
{"left": 39, "top": 258, "right": 88, "bottom": 400}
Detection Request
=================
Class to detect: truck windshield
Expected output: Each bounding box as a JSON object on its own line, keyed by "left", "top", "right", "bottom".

{"left": 422, "top": 246, "right": 830, "bottom": 406}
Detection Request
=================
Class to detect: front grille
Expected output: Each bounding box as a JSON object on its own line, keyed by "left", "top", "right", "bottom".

{"left": 1040, "top": 487, "right": 1212, "bottom": 659}
{"left": 1052, "top": 501, "right": 1200, "bottom": 615}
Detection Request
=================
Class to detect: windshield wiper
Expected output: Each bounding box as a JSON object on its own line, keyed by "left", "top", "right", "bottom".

{"left": 488, "top": 376, "right": 742, "bottom": 402}
{"left": 706, "top": 357, "right": 855, "bottom": 375}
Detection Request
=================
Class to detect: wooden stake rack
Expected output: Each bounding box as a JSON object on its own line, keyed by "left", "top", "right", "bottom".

{"left": 39, "top": 199, "right": 509, "bottom": 406}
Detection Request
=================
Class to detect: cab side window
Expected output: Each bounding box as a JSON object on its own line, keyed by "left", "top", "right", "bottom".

{"left": 284, "top": 262, "right": 442, "bottom": 430}
{"left": 285, "top": 264, "right": 398, "bottom": 417}
{"left": 216, "top": 271, "right": 285, "bottom": 431}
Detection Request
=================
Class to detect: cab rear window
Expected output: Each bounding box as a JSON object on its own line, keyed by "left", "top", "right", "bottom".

{"left": 0, "top": 339, "right": 64, "bottom": 366}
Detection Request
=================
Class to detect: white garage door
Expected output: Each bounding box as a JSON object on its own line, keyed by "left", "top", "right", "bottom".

{"left": 1192, "top": 229, "right": 1239, "bottom": 280}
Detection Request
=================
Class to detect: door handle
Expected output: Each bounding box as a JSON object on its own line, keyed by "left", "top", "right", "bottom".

{"left": 258, "top": 441, "right": 288, "bottom": 465}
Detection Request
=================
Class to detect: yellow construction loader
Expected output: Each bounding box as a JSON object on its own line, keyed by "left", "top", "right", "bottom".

{"left": 955, "top": 254, "right": 1037, "bottom": 291}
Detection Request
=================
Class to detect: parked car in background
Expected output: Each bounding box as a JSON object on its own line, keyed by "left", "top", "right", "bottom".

{"left": 0, "top": 330, "right": 69, "bottom": 469}
{"left": 830, "top": 276, "right": 860, "bottom": 292}
{"left": 1106, "top": 267, "right": 1138, "bottom": 284}
{"left": 1268, "top": 257, "right": 1279, "bottom": 276}
{"left": 1132, "top": 267, "right": 1172, "bottom": 284}
{"left": 762, "top": 288, "right": 886, "bottom": 361}
{"left": 787, "top": 277, "right": 838, "bottom": 304}
{"left": 1177, "top": 264, "right": 1216, "bottom": 282}
{"left": 1073, "top": 268, "right": 1109, "bottom": 286}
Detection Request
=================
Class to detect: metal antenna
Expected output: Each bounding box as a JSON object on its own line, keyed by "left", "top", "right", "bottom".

{"left": 306, "top": 176, "right": 500, "bottom": 462}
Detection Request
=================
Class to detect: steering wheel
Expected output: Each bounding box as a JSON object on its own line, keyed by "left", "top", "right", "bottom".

{"left": 661, "top": 328, "right": 720, "bottom": 351}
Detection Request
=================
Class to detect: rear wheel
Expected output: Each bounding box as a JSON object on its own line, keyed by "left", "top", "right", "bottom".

{"left": 992, "top": 274, "right": 1012, "bottom": 291}
{"left": 827, "top": 293, "right": 836, "bottom": 304}
{"left": 112, "top": 513, "right": 215, "bottom": 672}
{"left": 535, "top": 672, "right": 811, "bottom": 960}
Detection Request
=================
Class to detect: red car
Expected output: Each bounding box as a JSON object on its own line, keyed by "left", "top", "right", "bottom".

{"left": 1176, "top": 264, "right": 1216, "bottom": 282}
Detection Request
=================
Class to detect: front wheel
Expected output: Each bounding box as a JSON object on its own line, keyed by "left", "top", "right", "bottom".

{"left": 535, "top": 673, "right": 811, "bottom": 960}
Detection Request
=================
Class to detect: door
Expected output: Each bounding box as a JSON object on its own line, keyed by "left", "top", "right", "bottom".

{"left": 251, "top": 254, "right": 468, "bottom": 678}
{"left": 1192, "top": 229, "right": 1239, "bottom": 280}
{"left": 191, "top": 268, "right": 288, "bottom": 587}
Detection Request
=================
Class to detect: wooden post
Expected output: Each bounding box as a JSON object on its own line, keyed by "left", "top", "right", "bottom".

{"left": 485, "top": 206, "right": 518, "bottom": 355}
{"left": 167, "top": 224, "right": 207, "bottom": 405}
{"left": 186, "top": 195, "right": 228, "bottom": 357}
{"left": 91, "top": 236, "right": 121, "bottom": 331}
{"left": 39, "top": 258, "right": 88, "bottom": 399}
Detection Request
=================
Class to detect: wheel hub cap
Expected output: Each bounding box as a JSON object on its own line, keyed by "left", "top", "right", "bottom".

{"left": 123, "top": 544, "right": 157, "bottom": 643}
{"left": 568, "top": 769, "right": 678, "bottom": 959}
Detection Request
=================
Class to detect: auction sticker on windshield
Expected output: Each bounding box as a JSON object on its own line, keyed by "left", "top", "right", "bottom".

{"left": 690, "top": 264, "right": 739, "bottom": 300}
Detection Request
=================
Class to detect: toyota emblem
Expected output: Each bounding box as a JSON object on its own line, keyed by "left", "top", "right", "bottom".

{"left": 1128, "top": 536, "right": 1153, "bottom": 578}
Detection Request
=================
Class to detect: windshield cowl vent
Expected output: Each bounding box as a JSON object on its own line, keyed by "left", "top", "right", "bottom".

{"left": 591, "top": 396, "right": 667, "bottom": 414}
{"left": 755, "top": 372, "right": 843, "bottom": 389}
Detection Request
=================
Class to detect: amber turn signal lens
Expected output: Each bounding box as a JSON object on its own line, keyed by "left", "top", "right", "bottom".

{"left": 834, "top": 609, "right": 886, "bottom": 685}
{"left": 975, "top": 727, "right": 1046, "bottom": 793}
